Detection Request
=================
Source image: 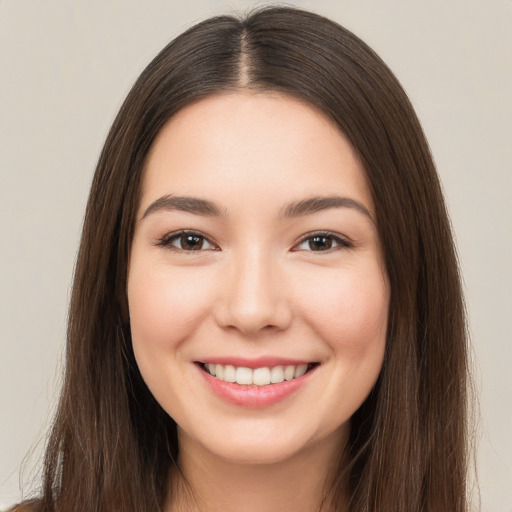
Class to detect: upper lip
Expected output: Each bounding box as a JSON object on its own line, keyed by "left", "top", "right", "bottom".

{"left": 196, "top": 356, "right": 316, "bottom": 369}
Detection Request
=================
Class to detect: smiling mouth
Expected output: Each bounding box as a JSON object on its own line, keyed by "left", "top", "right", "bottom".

{"left": 197, "top": 362, "right": 319, "bottom": 387}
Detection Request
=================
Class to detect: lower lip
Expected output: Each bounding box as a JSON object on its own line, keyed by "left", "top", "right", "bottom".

{"left": 197, "top": 365, "right": 316, "bottom": 407}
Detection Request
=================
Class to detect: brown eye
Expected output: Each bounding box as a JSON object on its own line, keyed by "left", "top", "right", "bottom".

{"left": 308, "top": 236, "right": 333, "bottom": 251}
{"left": 294, "top": 232, "right": 352, "bottom": 252}
{"left": 179, "top": 234, "right": 205, "bottom": 251}
{"left": 157, "top": 231, "right": 216, "bottom": 252}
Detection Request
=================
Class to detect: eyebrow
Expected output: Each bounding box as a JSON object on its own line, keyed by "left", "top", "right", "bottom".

{"left": 141, "top": 194, "right": 373, "bottom": 221}
{"left": 141, "top": 195, "right": 225, "bottom": 219}
{"left": 279, "top": 196, "right": 373, "bottom": 221}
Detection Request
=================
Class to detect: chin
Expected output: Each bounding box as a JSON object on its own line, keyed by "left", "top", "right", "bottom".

{"left": 178, "top": 417, "right": 349, "bottom": 467}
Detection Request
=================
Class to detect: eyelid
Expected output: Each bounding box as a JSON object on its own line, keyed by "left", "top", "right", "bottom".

{"left": 155, "top": 229, "right": 219, "bottom": 252}
{"left": 291, "top": 231, "right": 352, "bottom": 252}
{"left": 154, "top": 229, "right": 351, "bottom": 253}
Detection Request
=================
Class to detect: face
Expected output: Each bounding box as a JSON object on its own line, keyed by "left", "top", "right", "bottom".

{"left": 127, "top": 92, "right": 389, "bottom": 465}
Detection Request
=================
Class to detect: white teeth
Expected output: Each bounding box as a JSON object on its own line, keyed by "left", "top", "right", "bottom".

{"left": 235, "top": 367, "right": 252, "bottom": 385}
{"left": 204, "top": 363, "right": 313, "bottom": 386}
{"left": 270, "top": 365, "right": 284, "bottom": 384}
{"left": 223, "top": 365, "right": 236, "bottom": 383}
{"left": 294, "top": 364, "right": 308, "bottom": 378}
{"left": 253, "top": 367, "right": 271, "bottom": 386}
{"left": 284, "top": 365, "right": 295, "bottom": 381}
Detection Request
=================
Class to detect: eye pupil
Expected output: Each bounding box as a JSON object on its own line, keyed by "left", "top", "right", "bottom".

{"left": 309, "top": 236, "right": 332, "bottom": 251}
{"left": 181, "top": 235, "right": 203, "bottom": 250}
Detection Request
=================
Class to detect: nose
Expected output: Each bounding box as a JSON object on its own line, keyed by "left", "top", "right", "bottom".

{"left": 213, "top": 248, "right": 293, "bottom": 337}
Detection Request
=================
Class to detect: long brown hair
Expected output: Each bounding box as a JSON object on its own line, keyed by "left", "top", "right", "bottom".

{"left": 17, "top": 6, "right": 469, "bottom": 511}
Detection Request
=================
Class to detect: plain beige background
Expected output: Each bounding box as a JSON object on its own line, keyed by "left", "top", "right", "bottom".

{"left": 1, "top": 0, "right": 511, "bottom": 510}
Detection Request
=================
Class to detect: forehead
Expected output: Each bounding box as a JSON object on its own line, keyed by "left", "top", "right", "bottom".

{"left": 140, "top": 91, "right": 373, "bottom": 215}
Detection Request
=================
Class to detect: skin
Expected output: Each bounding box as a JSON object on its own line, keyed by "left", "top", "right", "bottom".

{"left": 127, "top": 92, "right": 389, "bottom": 511}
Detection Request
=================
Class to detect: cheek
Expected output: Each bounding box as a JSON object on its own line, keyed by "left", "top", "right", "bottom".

{"left": 127, "top": 264, "right": 214, "bottom": 356}
{"left": 298, "top": 266, "right": 389, "bottom": 358}
{"left": 297, "top": 266, "right": 388, "bottom": 424}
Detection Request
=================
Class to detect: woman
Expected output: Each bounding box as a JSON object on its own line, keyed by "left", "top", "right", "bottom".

{"left": 12, "top": 6, "right": 470, "bottom": 511}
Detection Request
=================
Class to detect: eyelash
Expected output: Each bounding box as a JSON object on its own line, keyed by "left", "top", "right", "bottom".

{"left": 155, "top": 230, "right": 218, "bottom": 253}
{"left": 155, "top": 230, "right": 352, "bottom": 254}
{"left": 293, "top": 231, "right": 353, "bottom": 252}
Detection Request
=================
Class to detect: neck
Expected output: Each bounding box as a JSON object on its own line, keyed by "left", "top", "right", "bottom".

{"left": 166, "top": 427, "right": 349, "bottom": 512}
